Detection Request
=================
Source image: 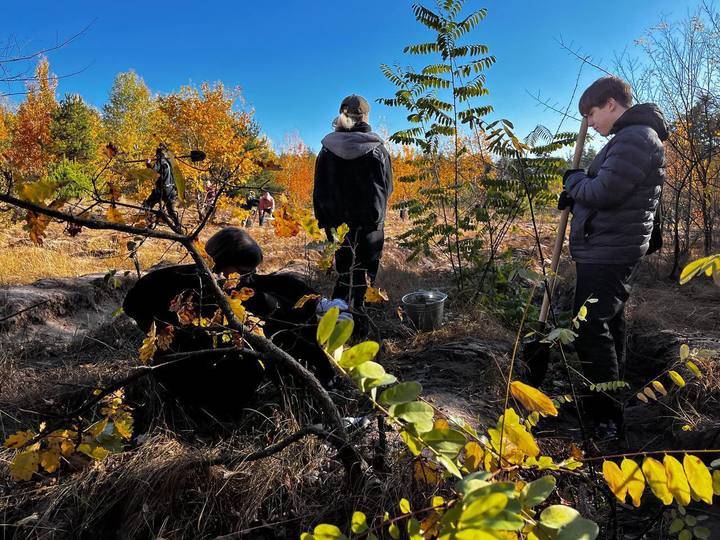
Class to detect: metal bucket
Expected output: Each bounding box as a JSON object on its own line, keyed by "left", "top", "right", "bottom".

{"left": 401, "top": 290, "right": 448, "bottom": 331}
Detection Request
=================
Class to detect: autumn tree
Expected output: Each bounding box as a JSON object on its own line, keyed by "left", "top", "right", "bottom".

{"left": 275, "top": 132, "right": 315, "bottom": 206}
{"left": 6, "top": 57, "right": 58, "bottom": 178}
{"left": 0, "top": 103, "right": 11, "bottom": 154}
{"left": 104, "top": 71, "right": 158, "bottom": 154}
{"left": 158, "top": 82, "right": 262, "bottom": 174}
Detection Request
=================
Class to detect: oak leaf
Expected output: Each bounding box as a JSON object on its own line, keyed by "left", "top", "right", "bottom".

{"left": 139, "top": 322, "right": 157, "bottom": 365}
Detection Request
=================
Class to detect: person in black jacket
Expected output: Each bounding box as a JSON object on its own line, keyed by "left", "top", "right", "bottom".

{"left": 142, "top": 146, "right": 180, "bottom": 225}
{"left": 558, "top": 76, "right": 668, "bottom": 440}
{"left": 122, "top": 227, "right": 334, "bottom": 415}
{"left": 313, "top": 94, "right": 393, "bottom": 312}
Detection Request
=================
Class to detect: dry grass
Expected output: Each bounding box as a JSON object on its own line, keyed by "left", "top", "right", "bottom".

{"left": 3, "top": 208, "right": 720, "bottom": 538}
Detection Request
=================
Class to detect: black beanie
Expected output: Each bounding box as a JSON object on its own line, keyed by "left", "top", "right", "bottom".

{"left": 205, "top": 227, "right": 263, "bottom": 271}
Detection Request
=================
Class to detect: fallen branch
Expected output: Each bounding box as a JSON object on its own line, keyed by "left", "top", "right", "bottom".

{"left": 207, "top": 424, "right": 356, "bottom": 471}
{"left": 0, "top": 193, "right": 186, "bottom": 242}
{"left": 0, "top": 299, "right": 51, "bottom": 324}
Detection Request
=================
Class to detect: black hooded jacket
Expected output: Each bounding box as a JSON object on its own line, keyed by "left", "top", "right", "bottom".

{"left": 565, "top": 103, "right": 669, "bottom": 264}
{"left": 313, "top": 122, "right": 393, "bottom": 230}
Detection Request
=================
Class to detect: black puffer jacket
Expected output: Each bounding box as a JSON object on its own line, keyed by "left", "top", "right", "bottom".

{"left": 313, "top": 122, "right": 393, "bottom": 230}
{"left": 565, "top": 103, "right": 668, "bottom": 264}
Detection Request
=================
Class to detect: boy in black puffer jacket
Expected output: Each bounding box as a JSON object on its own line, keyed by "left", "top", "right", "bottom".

{"left": 559, "top": 76, "right": 668, "bottom": 440}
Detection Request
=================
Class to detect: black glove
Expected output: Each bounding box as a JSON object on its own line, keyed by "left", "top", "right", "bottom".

{"left": 562, "top": 168, "right": 584, "bottom": 187}
{"left": 558, "top": 190, "right": 574, "bottom": 211}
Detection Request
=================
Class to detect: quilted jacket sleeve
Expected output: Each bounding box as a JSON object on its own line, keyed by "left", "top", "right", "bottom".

{"left": 565, "top": 127, "right": 654, "bottom": 210}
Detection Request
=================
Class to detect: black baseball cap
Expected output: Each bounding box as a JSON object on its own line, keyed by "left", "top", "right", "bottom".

{"left": 340, "top": 94, "right": 370, "bottom": 115}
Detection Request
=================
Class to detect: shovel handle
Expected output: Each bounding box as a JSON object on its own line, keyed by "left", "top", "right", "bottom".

{"left": 538, "top": 117, "right": 588, "bottom": 324}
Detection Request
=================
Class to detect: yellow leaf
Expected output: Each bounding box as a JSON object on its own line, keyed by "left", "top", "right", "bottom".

{"left": 138, "top": 321, "right": 157, "bottom": 365}
{"left": 10, "top": 449, "right": 40, "bottom": 481}
{"left": 488, "top": 408, "right": 540, "bottom": 466}
{"left": 228, "top": 295, "right": 247, "bottom": 324}
{"left": 664, "top": 455, "right": 691, "bottom": 506}
{"left": 686, "top": 361, "right": 702, "bottom": 378}
{"left": 680, "top": 344, "right": 690, "bottom": 360}
{"left": 105, "top": 206, "right": 125, "bottom": 224}
{"left": 712, "top": 470, "right": 720, "bottom": 496}
{"left": 39, "top": 448, "right": 61, "bottom": 473}
{"left": 510, "top": 381, "right": 558, "bottom": 417}
{"left": 683, "top": 454, "right": 713, "bottom": 504}
{"left": 680, "top": 255, "right": 720, "bottom": 284}
{"left": 621, "top": 458, "right": 645, "bottom": 507}
{"left": 336, "top": 223, "right": 349, "bottom": 243}
{"left": 668, "top": 371, "right": 686, "bottom": 388}
{"left": 272, "top": 206, "right": 301, "bottom": 238}
{"left": 578, "top": 305, "right": 587, "bottom": 320}
{"left": 77, "top": 442, "right": 110, "bottom": 461}
{"left": 4, "top": 430, "right": 35, "bottom": 449}
{"left": 193, "top": 240, "right": 214, "bottom": 267}
{"left": 603, "top": 460, "right": 628, "bottom": 503}
{"left": 642, "top": 457, "right": 673, "bottom": 505}
{"left": 651, "top": 380, "right": 668, "bottom": 396}
{"left": 294, "top": 294, "right": 321, "bottom": 309}
{"left": 300, "top": 213, "right": 325, "bottom": 241}
{"left": 636, "top": 392, "right": 649, "bottom": 403}
{"left": 87, "top": 418, "right": 108, "bottom": 438}
{"left": 49, "top": 429, "right": 76, "bottom": 457}
{"left": 114, "top": 411, "right": 134, "bottom": 440}
{"left": 464, "top": 441, "right": 484, "bottom": 472}
{"left": 364, "top": 286, "right": 389, "bottom": 303}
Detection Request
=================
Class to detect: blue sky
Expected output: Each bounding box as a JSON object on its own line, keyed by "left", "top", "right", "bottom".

{"left": 2, "top": 0, "right": 697, "bottom": 152}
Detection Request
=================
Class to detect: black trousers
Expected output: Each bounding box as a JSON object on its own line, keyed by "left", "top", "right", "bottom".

{"left": 330, "top": 227, "right": 385, "bottom": 309}
{"left": 573, "top": 262, "right": 635, "bottom": 424}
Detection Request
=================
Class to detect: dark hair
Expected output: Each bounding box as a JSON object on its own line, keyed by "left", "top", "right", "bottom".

{"left": 578, "top": 76, "right": 633, "bottom": 116}
{"left": 205, "top": 227, "right": 263, "bottom": 272}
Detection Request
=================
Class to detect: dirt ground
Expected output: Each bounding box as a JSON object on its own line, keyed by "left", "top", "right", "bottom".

{"left": 1, "top": 210, "right": 719, "bottom": 538}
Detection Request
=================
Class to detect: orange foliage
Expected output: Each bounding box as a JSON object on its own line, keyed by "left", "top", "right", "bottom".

{"left": 389, "top": 145, "right": 421, "bottom": 204}
{"left": 0, "top": 106, "right": 10, "bottom": 150}
{"left": 6, "top": 58, "right": 58, "bottom": 178}
{"left": 158, "top": 82, "right": 260, "bottom": 178}
{"left": 389, "top": 136, "right": 493, "bottom": 208}
{"left": 275, "top": 133, "right": 315, "bottom": 206}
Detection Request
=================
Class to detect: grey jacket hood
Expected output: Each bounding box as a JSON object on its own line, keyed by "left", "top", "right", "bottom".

{"left": 611, "top": 103, "right": 669, "bottom": 141}
{"left": 321, "top": 131, "right": 384, "bottom": 160}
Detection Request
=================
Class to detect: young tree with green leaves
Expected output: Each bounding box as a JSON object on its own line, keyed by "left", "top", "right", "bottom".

{"left": 51, "top": 94, "right": 101, "bottom": 162}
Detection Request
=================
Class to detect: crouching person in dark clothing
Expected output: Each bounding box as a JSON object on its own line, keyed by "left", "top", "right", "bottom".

{"left": 313, "top": 95, "right": 393, "bottom": 314}
{"left": 559, "top": 76, "right": 668, "bottom": 440}
{"left": 122, "top": 227, "right": 335, "bottom": 416}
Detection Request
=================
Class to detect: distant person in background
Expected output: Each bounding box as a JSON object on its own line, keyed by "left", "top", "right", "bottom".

{"left": 313, "top": 94, "right": 393, "bottom": 316}
{"left": 258, "top": 191, "right": 275, "bottom": 225}
{"left": 238, "top": 191, "right": 259, "bottom": 227}
{"left": 143, "top": 146, "right": 180, "bottom": 224}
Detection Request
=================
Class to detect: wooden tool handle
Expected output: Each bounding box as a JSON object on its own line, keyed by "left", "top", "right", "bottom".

{"left": 538, "top": 117, "right": 588, "bottom": 324}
